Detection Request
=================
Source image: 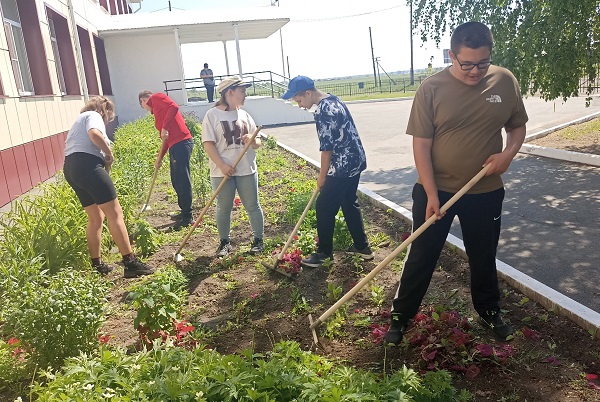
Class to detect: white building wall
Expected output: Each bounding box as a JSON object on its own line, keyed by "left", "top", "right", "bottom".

{"left": 104, "top": 32, "right": 184, "bottom": 124}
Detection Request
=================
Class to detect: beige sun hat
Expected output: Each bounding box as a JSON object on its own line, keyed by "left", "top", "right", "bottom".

{"left": 217, "top": 77, "right": 252, "bottom": 94}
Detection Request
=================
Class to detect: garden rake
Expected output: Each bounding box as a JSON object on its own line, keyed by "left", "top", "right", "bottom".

{"left": 138, "top": 158, "right": 160, "bottom": 216}
{"left": 309, "top": 164, "right": 492, "bottom": 331}
{"left": 174, "top": 126, "right": 263, "bottom": 262}
{"left": 261, "top": 187, "right": 319, "bottom": 277}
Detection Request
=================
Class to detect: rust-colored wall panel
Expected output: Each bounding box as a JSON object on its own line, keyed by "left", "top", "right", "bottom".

{"left": 50, "top": 134, "right": 64, "bottom": 172}
{"left": 0, "top": 155, "right": 10, "bottom": 206}
{"left": 33, "top": 140, "right": 50, "bottom": 181}
{"left": 1, "top": 148, "right": 23, "bottom": 199}
{"left": 23, "top": 142, "right": 42, "bottom": 186}
{"left": 12, "top": 145, "right": 33, "bottom": 191}
{"left": 42, "top": 137, "right": 56, "bottom": 177}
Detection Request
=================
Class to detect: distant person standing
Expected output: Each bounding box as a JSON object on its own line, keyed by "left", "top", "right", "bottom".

{"left": 282, "top": 76, "right": 372, "bottom": 268}
{"left": 138, "top": 90, "right": 194, "bottom": 231}
{"left": 201, "top": 63, "right": 216, "bottom": 103}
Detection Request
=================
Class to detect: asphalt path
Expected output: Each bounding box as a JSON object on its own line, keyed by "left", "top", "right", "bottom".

{"left": 262, "top": 96, "right": 600, "bottom": 313}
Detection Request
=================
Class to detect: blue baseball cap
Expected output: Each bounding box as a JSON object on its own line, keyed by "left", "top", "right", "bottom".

{"left": 281, "top": 76, "right": 315, "bottom": 99}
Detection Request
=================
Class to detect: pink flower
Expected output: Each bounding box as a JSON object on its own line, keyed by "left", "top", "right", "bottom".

{"left": 7, "top": 337, "right": 19, "bottom": 345}
{"left": 98, "top": 334, "right": 110, "bottom": 344}
{"left": 251, "top": 293, "right": 259, "bottom": 299}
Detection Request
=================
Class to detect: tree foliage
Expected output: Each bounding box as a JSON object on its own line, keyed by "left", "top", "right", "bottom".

{"left": 411, "top": 0, "right": 600, "bottom": 102}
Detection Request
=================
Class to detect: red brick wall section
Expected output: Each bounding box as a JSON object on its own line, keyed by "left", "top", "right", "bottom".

{"left": 0, "top": 131, "right": 68, "bottom": 207}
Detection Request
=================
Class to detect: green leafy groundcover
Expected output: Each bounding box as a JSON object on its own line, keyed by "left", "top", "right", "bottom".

{"left": 33, "top": 341, "right": 469, "bottom": 401}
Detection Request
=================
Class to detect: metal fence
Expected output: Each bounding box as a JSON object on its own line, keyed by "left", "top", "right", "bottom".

{"left": 165, "top": 71, "right": 429, "bottom": 101}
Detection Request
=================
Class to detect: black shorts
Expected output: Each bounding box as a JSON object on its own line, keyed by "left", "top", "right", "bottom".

{"left": 64, "top": 152, "right": 117, "bottom": 208}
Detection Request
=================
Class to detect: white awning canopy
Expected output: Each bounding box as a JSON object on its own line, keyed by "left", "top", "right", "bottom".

{"left": 97, "top": 7, "right": 289, "bottom": 43}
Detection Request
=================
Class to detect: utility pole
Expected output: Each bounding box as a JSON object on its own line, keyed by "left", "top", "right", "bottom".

{"left": 369, "top": 27, "right": 377, "bottom": 87}
{"left": 168, "top": 1, "right": 172, "bottom": 11}
{"left": 409, "top": 0, "right": 414, "bottom": 85}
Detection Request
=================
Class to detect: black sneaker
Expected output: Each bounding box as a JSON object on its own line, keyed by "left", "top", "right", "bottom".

{"left": 301, "top": 252, "right": 333, "bottom": 268}
{"left": 173, "top": 216, "right": 194, "bottom": 231}
{"left": 216, "top": 239, "right": 233, "bottom": 257}
{"left": 346, "top": 245, "right": 374, "bottom": 260}
{"left": 123, "top": 257, "right": 154, "bottom": 278}
{"left": 248, "top": 238, "right": 264, "bottom": 255}
{"left": 170, "top": 212, "right": 182, "bottom": 221}
{"left": 384, "top": 314, "right": 408, "bottom": 345}
{"left": 479, "top": 309, "right": 514, "bottom": 340}
{"left": 93, "top": 262, "right": 113, "bottom": 276}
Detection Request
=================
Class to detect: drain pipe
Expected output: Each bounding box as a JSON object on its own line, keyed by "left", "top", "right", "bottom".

{"left": 67, "top": 0, "right": 88, "bottom": 101}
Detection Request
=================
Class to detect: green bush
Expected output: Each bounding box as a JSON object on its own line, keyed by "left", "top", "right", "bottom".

{"left": 130, "top": 219, "right": 162, "bottom": 257}
{"left": 2, "top": 270, "right": 109, "bottom": 369}
{"left": 0, "top": 181, "right": 89, "bottom": 275}
{"left": 128, "top": 266, "right": 188, "bottom": 338}
{"left": 31, "top": 340, "right": 469, "bottom": 401}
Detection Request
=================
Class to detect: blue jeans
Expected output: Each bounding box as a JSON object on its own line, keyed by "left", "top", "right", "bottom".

{"left": 210, "top": 173, "right": 264, "bottom": 241}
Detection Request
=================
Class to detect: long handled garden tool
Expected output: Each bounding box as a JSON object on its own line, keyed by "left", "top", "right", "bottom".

{"left": 173, "top": 126, "right": 263, "bottom": 262}
{"left": 261, "top": 187, "right": 319, "bottom": 277}
{"left": 138, "top": 159, "right": 160, "bottom": 215}
{"left": 309, "top": 164, "right": 492, "bottom": 330}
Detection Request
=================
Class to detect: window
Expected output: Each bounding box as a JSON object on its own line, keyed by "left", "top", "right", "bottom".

{"left": 77, "top": 25, "right": 100, "bottom": 95}
{"left": 1, "top": 0, "right": 33, "bottom": 94}
{"left": 93, "top": 35, "right": 112, "bottom": 95}
{"left": 48, "top": 17, "right": 66, "bottom": 94}
{"left": 45, "top": 7, "right": 80, "bottom": 95}
{"left": 99, "top": 0, "right": 109, "bottom": 12}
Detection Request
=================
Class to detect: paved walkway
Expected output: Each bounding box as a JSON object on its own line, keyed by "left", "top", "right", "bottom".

{"left": 262, "top": 96, "right": 600, "bottom": 315}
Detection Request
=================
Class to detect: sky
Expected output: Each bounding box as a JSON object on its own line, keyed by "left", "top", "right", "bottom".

{"left": 137, "top": 0, "right": 451, "bottom": 80}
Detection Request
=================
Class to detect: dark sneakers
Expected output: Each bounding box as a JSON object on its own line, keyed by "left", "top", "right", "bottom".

{"left": 93, "top": 262, "right": 113, "bottom": 276}
{"left": 479, "top": 309, "right": 514, "bottom": 340}
{"left": 346, "top": 245, "right": 374, "bottom": 260}
{"left": 384, "top": 314, "right": 408, "bottom": 345}
{"left": 301, "top": 252, "right": 333, "bottom": 268}
{"left": 216, "top": 239, "right": 233, "bottom": 257}
{"left": 249, "top": 238, "right": 264, "bottom": 255}
{"left": 173, "top": 216, "right": 194, "bottom": 231}
{"left": 123, "top": 257, "right": 154, "bottom": 278}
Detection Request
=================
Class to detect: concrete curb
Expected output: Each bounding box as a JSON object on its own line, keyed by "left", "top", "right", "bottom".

{"left": 520, "top": 144, "right": 600, "bottom": 167}
{"left": 524, "top": 111, "right": 600, "bottom": 142}
{"left": 520, "top": 111, "right": 600, "bottom": 166}
{"left": 277, "top": 140, "right": 600, "bottom": 339}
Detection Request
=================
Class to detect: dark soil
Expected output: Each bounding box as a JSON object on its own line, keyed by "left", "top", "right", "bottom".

{"left": 98, "top": 147, "right": 600, "bottom": 402}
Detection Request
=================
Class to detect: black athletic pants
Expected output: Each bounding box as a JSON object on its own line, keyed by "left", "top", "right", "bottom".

{"left": 391, "top": 183, "right": 505, "bottom": 319}
{"left": 169, "top": 139, "right": 194, "bottom": 218}
{"left": 316, "top": 173, "right": 368, "bottom": 255}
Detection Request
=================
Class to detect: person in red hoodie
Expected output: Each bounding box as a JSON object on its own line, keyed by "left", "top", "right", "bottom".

{"left": 138, "top": 90, "right": 194, "bottom": 230}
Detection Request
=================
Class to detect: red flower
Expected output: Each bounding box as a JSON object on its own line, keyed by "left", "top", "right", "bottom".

{"left": 7, "top": 337, "right": 19, "bottom": 345}
{"left": 98, "top": 334, "right": 110, "bottom": 344}
{"left": 234, "top": 197, "right": 242, "bottom": 206}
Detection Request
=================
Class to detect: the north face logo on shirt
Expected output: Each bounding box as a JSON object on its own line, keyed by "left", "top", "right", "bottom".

{"left": 486, "top": 94, "right": 502, "bottom": 103}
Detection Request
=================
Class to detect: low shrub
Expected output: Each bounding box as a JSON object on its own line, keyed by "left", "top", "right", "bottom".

{"left": 2, "top": 270, "right": 109, "bottom": 369}
{"left": 31, "top": 340, "right": 469, "bottom": 401}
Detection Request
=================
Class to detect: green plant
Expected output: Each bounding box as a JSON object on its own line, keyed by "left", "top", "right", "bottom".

{"left": 32, "top": 340, "right": 465, "bottom": 401}
{"left": 326, "top": 281, "right": 343, "bottom": 304}
{"left": 0, "top": 338, "right": 29, "bottom": 391}
{"left": 295, "top": 229, "right": 317, "bottom": 256}
{"left": 128, "top": 266, "right": 188, "bottom": 343}
{"left": 369, "top": 282, "right": 385, "bottom": 308}
{"left": 130, "top": 219, "right": 162, "bottom": 256}
{"left": 333, "top": 210, "right": 353, "bottom": 250}
{"left": 2, "top": 270, "right": 109, "bottom": 369}
{"left": 0, "top": 181, "right": 89, "bottom": 274}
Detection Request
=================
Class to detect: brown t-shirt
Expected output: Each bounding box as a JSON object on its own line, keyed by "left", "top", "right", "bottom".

{"left": 407, "top": 65, "right": 528, "bottom": 193}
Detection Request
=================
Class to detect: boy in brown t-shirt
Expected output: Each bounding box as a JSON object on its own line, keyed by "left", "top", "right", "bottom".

{"left": 384, "top": 21, "right": 528, "bottom": 344}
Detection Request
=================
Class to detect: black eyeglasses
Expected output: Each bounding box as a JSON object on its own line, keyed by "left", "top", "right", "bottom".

{"left": 454, "top": 55, "right": 492, "bottom": 71}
